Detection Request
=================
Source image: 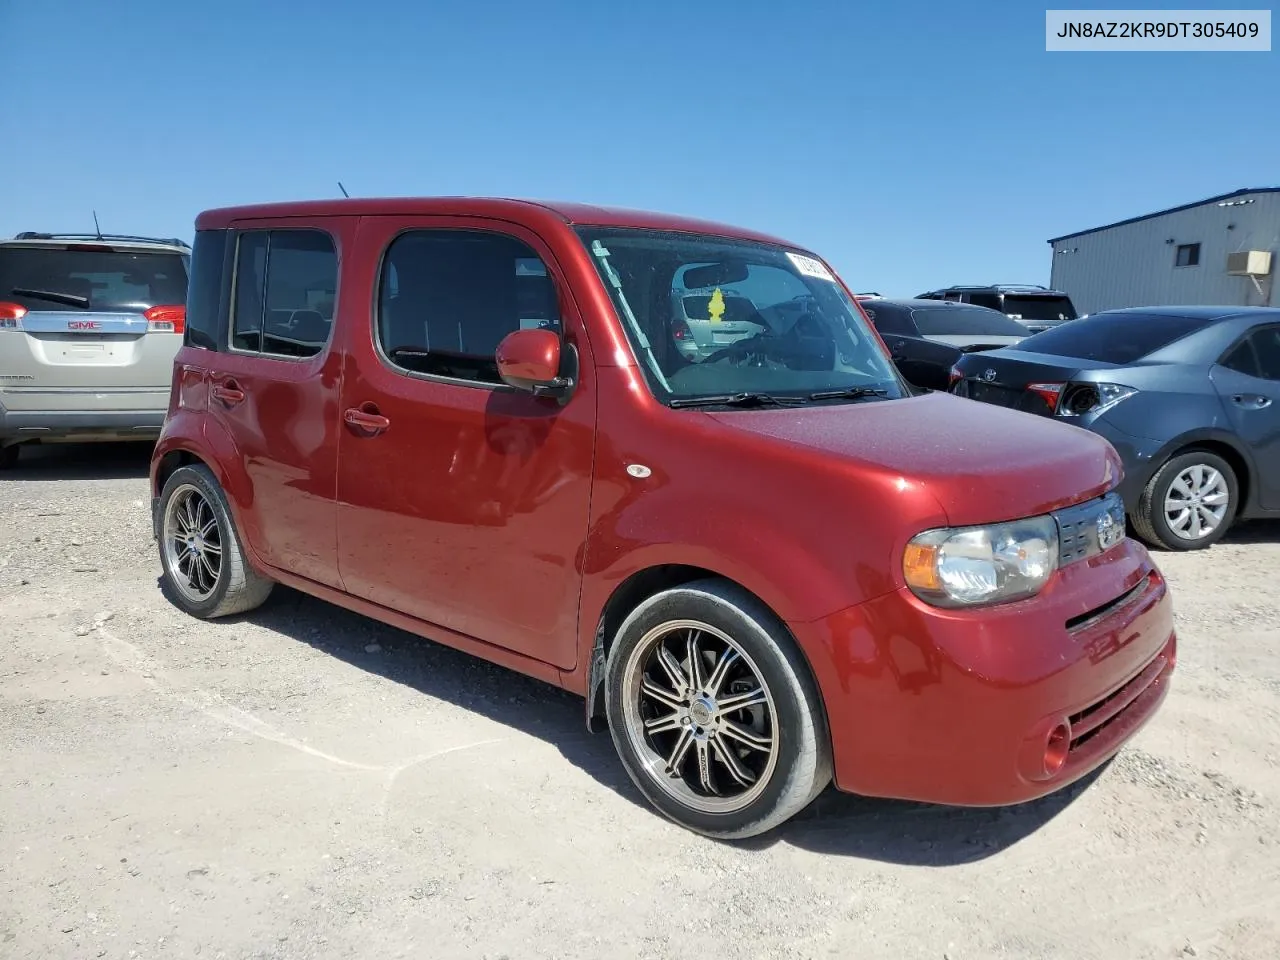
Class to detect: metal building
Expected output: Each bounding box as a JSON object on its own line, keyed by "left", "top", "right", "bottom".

{"left": 1047, "top": 187, "right": 1278, "bottom": 315}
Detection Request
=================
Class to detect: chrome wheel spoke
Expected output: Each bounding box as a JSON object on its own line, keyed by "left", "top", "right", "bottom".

{"left": 665, "top": 727, "right": 695, "bottom": 775}
{"left": 705, "top": 648, "right": 739, "bottom": 696}
{"left": 641, "top": 676, "right": 684, "bottom": 712}
{"left": 644, "top": 711, "right": 684, "bottom": 736}
{"left": 719, "top": 686, "right": 768, "bottom": 714}
{"left": 686, "top": 631, "right": 706, "bottom": 692}
{"left": 655, "top": 646, "right": 690, "bottom": 698}
{"left": 197, "top": 553, "right": 219, "bottom": 586}
{"left": 720, "top": 719, "right": 772, "bottom": 753}
{"left": 712, "top": 733, "right": 756, "bottom": 787}
{"left": 694, "top": 740, "right": 718, "bottom": 795}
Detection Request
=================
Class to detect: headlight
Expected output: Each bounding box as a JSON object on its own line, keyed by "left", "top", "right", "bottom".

{"left": 903, "top": 515, "right": 1059, "bottom": 608}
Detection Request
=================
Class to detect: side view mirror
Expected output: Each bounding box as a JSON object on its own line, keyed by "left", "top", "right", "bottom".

{"left": 496, "top": 328, "right": 575, "bottom": 402}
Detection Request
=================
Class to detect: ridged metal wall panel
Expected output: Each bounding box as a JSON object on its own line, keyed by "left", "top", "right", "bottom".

{"left": 1049, "top": 191, "right": 1280, "bottom": 315}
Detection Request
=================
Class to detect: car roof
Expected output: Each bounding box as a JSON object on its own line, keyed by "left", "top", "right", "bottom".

{"left": 918, "top": 284, "right": 1071, "bottom": 296}
{"left": 1, "top": 234, "right": 190, "bottom": 255}
{"left": 194, "top": 197, "right": 802, "bottom": 248}
{"left": 1088, "top": 305, "right": 1280, "bottom": 323}
{"left": 865, "top": 297, "right": 1007, "bottom": 311}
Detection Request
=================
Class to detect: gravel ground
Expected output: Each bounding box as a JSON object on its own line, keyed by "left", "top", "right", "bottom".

{"left": 2, "top": 442, "right": 1278, "bottom": 960}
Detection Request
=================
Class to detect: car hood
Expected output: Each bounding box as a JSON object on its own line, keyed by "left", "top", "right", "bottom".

{"left": 706, "top": 392, "right": 1121, "bottom": 526}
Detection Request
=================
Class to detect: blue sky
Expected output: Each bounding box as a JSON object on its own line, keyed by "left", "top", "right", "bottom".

{"left": 1, "top": 0, "right": 1275, "bottom": 295}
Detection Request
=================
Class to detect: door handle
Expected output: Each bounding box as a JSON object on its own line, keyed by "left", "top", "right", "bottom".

{"left": 344, "top": 404, "right": 390, "bottom": 434}
{"left": 1232, "top": 394, "right": 1272, "bottom": 410}
{"left": 211, "top": 380, "right": 245, "bottom": 406}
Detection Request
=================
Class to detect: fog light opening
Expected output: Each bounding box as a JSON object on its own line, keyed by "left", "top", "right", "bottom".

{"left": 1044, "top": 722, "right": 1070, "bottom": 776}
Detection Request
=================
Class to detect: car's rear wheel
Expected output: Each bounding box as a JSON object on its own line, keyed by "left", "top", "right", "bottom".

{"left": 604, "top": 579, "right": 831, "bottom": 839}
{"left": 1132, "top": 450, "right": 1239, "bottom": 551}
{"left": 158, "top": 464, "right": 274, "bottom": 618}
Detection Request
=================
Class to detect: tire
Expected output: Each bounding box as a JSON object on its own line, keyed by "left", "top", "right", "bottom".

{"left": 1131, "top": 450, "right": 1239, "bottom": 551}
{"left": 0, "top": 444, "right": 18, "bottom": 470}
{"left": 604, "top": 578, "right": 832, "bottom": 840}
{"left": 157, "top": 464, "right": 274, "bottom": 618}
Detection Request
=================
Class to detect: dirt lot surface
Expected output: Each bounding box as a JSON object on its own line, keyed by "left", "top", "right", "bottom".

{"left": 2, "top": 443, "right": 1278, "bottom": 960}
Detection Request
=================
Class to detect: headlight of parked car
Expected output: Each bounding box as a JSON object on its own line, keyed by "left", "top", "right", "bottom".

{"left": 903, "top": 516, "right": 1059, "bottom": 607}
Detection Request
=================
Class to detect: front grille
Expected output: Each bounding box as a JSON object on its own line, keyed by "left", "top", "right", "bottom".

{"left": 1068, "top": 647, "right": 1169, "bottom": 753}
{"left": 1053, "top": 491, "right": 1127, "bottom": 567}
{"left": 1065, "top": 574, "right": 1151, "bottom": 633}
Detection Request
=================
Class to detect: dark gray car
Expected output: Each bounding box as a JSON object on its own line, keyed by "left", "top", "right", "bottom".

{"left": 951, "top": 306, "right": 1280, "bottom": 550}
{"left": 860, "top": 298, "right": 1027, "bottom": 391}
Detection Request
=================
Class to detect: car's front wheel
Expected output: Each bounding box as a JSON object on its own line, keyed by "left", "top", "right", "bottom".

{"left": 158, "top": 464, "right": 274, "bottom": 618}
{"left": 604, "top": 579, "right": 832, "bottom": 839}
{"left": 1132, "top": 449, "right": 1239, "bottom": 551}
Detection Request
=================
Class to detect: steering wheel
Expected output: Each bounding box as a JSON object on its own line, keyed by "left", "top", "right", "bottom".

{"left": 702, "top": 332, "right": 785, "bottom": 367}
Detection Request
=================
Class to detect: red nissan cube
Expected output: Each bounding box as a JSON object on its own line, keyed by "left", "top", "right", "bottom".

{"left": 150, "top": 198, "right": 1176, "bottom": 839}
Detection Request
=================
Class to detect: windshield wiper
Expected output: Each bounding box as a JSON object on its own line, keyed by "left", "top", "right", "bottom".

{"left": 11, "top": 287, "right": 90, "bottom": 309}
{"left": 808, "top": 386, "right": 891, "bottom": 402}
{"left": 669, "top": 392, "right": 810, "bottom": 409}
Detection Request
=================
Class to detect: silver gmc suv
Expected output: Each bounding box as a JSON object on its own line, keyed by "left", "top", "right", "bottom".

{"left": 0, "top": 232, "right": 190, "bottom": 468}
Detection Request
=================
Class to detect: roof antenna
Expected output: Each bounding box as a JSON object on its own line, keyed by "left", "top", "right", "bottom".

{"left": 92, "top": 210, "right": 103, "bottom": 239}
{"left": 337, "top": 181, "right": 350, "bottom": 198}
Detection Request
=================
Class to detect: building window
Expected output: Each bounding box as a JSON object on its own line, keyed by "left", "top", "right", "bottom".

{"left": 1175, "top": 243, "right": 1200, "bottom": 267}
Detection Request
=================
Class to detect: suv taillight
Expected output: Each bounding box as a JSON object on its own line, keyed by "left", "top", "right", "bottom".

{"left": 145, "top": 304, "right": 186, "bottom": 334}
{"left": 0, "top": 301, "right": 27, "bottom": 330}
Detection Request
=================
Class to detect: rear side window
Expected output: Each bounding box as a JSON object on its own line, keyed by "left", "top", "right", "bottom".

{"left": 1224, "top": 326, "right": 1280, "bottom": 381}
{"left": 185, "top": 229, "right": 228, "bottom": 350}
{"left": 1253, "top": 327, "right": 1280, "bottom": 380}
{"left": 1018, "top": 313, "right": 1208, "bottom": 364}
{"left": 860, "top": 302, "right": 914, "bottom": 336}
{"left": 0, "top": 245, "right": 188, "bottom": 313}
{"left": 230, "top": 229, "right": 337, "bottom": 359}
{"left": 910, "top": 306, "right": 1028, "bottom": 337}
{"left": 376, "top": 229, "right": 562, "bottom": 384}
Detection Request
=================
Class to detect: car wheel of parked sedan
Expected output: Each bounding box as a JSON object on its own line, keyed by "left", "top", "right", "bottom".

{"left": 158, "top": 464, "right": 274, "bottom": 618}
{"left": 604, "top": 578, "right": 832, "bottom": 839}
{"left": 1132, "top": 450, "right": 1239, "bottom": 551}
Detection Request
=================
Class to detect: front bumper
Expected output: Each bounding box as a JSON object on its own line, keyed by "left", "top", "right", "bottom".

{"left": 792, "top": 535, "right": 1175, "bottom": 806}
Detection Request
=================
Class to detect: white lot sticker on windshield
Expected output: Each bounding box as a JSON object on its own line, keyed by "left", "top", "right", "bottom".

{"left": 786, "top": 252, "right": 835, "bottom": 282}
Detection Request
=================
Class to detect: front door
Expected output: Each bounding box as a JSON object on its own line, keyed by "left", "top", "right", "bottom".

{"left": 1211, "top": 322, "right": 1280, "bottom": 510}
{"left": 334, "top": 216, "right": 596, "bottom": 669}
{"left": 203, "top": 219, "right": 352, "bottom": 589}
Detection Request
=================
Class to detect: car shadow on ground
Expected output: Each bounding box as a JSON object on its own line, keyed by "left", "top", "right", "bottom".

{"left": 0, "top": 441, "right": 154, "bottom": 481}
{"left": 226, "top": 583, "right": 1105, "bottom": 865}
{"left": 1222, "top": 518, "right": 1280, "bottom": 544}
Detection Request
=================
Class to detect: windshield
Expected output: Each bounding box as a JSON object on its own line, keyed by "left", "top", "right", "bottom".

{"left": 1001, "top": 295, "right": 1076, "bottom": 323}
{"left": 575, "top": 228, "right": 907, "bottom": 405}
{"left": 1016, "top": 312, "right": 1210, "bottom": 364}
{"left": 910, "top": 305, "right": 1028, "bottom": 337}
{"left": 0, "top": 246, "right": 189, "bottom": 313}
